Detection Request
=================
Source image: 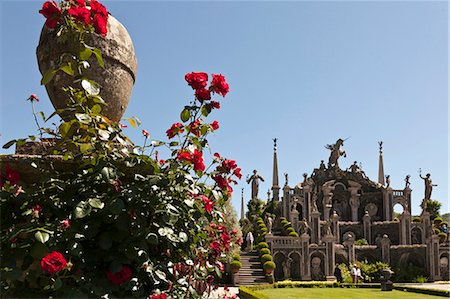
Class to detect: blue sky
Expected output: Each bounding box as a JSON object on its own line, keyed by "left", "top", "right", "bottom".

{"left": 0, "top": 1, "right": 448, "bottom": 217}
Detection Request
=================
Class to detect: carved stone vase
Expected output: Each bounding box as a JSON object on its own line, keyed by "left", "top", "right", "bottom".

{"left": 36, "top": 15, "right": 138, "bottom": 122}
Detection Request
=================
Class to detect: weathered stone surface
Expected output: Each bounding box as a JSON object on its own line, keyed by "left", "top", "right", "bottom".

{"left": 36, "top": 15, "right": 138, "bottom": 121}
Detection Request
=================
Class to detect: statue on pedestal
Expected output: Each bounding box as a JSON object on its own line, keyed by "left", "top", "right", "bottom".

{"left": 246, "top": 169, "right": 264, "bottom": 199}
{"left": 325, "top": 138, "right": 347, "bottom": 168}
{"left": 419, "top": 171, "right": 437, "bottom": 201}
{"left": 265, "top": 214, "right": 273, "bottom": 235}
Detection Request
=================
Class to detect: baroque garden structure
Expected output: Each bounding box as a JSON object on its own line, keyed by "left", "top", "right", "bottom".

{"left": 257, "top": 139, "right": 448, "bottom": 282}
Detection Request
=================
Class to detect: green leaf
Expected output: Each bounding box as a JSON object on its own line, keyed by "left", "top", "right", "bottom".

{"left": 2, "top": 139, "right": 16, "bottom": 149}
{"left": 181, "top": 108, "right": 190, "bottom": 122}
{"left": 60, "top": 63, "right": 74, "bottom": 76}
{"left": 59, "top": 122, "right": 72, "bottom": 137}
{"left": 201, "top": 105, "right": 211, "bottom": 117}
{"left": 88, "top": 198, "right": 104, "bottom": 209}
{"left": 75, "top": 113, "right": 92, "bottom": 124}
{"left": 41, "top": 69, "right": 57, "bottom": 85}
{"left": 81, "top": 79, "right": 100, "bottom": 96}
{"left": 39, "top": 111, "right": 46, "bottom": 121}
{"left": 79, "top": 47, "right": 92, "bottom": 61}
{"left": 93, "top": 48, "right": 104, "bottom": 68}
{"left": 35, "top": 231, "right": 50, "bottom": 243}
{"left": 169, "top": 141, "right": 179, "bottom": 146}
{"left": 91, "top": 104, "right": 102, "bottom": 115}
{"left": 109, "top": 199, "right": 124, "bottom": 214}
{"left": 74, "top": 201, "right": 92, "bottom": 219}
{"left": 53, "top": 278, "right": 63, "bottom": 290}
{"left": 79, "top": 143, "right": 92, "bottom": 153}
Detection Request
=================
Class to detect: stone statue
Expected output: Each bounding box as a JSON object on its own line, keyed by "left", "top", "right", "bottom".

{"left": 299, "top": 218, "right": 310, "bottom": 235}
{"left": 284, "top": 173, "right": 289, "bottom": 186}
{"left": 282, "top": 257, "right": 292, "bottom": 279}
{"left": 325, "top": 138, "right": 347, "bottom": 168}
{"left": 385, "top": 175, "right": 390, "bottom": 188}
{"left": 303, "top": 173, "right": 308, "bottom": 185}
{"left": 246, "top": 169, "right": 265, "bottom": 199}
{"left": 419, "top": 172, "right": 437, "bottom": 201}
{"left": 291, "top": 202, "right": 298, "bottom": 212}
{"left": 311, "top": 257, "right": 323, "bottom": 280}
{"left": 265, "top": 214, "right": 273, "bottom": 235}
{"left": 404, "top": 175, "right": 411, "bottom": 188}
{"left": 322, "top": 220, "right": 332, "bottom": 236}
{"left": 267, "top": 189, "right": 271, "bottom": 201}
{"left": 319, "top": 160, "right": 326, "bottom": 171}
{"left": 311, "top": 191, "right": 318, "bottom": 212}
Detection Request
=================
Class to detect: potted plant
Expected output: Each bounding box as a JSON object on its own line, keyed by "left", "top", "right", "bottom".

{"left": 230, "top": 260, "right": 242, "bottom": 274}
{"left": 37, "top": 0, "right": 137, "bottom": 121}
{"left": 263, "top": 261, "right": 276, "bottom": 275}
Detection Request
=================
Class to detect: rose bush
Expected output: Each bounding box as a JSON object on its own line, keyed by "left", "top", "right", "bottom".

{"left": 0, "top": 1, "right": 242, "bottom": 298}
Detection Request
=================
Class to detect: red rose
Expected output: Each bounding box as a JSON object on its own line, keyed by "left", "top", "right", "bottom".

{"left": 193, "top": 149, "right": 205, "bottom": 172}
{"left": 210, "top": 240, "right": 221, "bottom": 256}
{"left": 32, "top": 204, "right": 42, "bottom": 218}
{"left": 195, "top": 88, "right": 211, "bottom": 102}
{"left": 39, "top": 1, "right": 61, "bottom": 29}
{"left": 210, "top": 120, "right": 219, "bottom": 131}
{"left": 185, "top": 72, "right": 208, "bottom": 90}
{"left": 222, "top": 160, "right": 237, "bottom": 171}
{"left": 211, "top": 101, "right": 220, "bottom": 109}
{"left": 92, "top": 14, "right": 108, "bottom": 37}
{"left": 166, "top": 122, "right": 184, "bottom": 139}
{"left": 68, "top": 6, "right": 91, "bottom": 24}
{"left": 200, "top": 195, "right": 214, "bottom": 213}
{"left": 233, "top": 168, "right": 242, "bottom": 179}
{"left": 1, "top": 164, "right": 20, "bottom": 186}
{"left": 177, "top": 150, "right": 192, "bottom": 162}
{"left": 150, "top": 294, "right": 168, "bottom": 299}
{"left": 74, "top": 0, "right": 86, "bottom": 6}
{"left": 40, "top": 251, "right": 67, "bottom": 274}
{"left": 107, "top": 265, "right": 132, "bottom": 285}
{"left": 90, "top": 0, "right": 108, "bottom": 17}
{"left": 210, "top": 74, "right": 229, "bottom": 97}
{"left": 142, "top": 129, "right": 150, "bottom": 137}
{"left": 27, "top": 94, "right": 39, "bottom": 102}
{"left": 212, "top": 175, "right": 228, "bottom": 190}
{"left": 60, "top": 219, "right": 70, "bottom": 230}
{"left": 222, "top": 233, "right": 231, "bottom": 250}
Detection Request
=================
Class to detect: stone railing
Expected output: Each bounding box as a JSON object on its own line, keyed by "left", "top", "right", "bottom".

{"left": 392, "top": 190, "right": 404, "bottom": 197}
{"left": 266, "top": 236, "right": 302, "bottom": 249}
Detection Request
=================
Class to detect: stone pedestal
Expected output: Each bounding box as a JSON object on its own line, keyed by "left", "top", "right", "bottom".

{"left": 427, "top": 234, "right": 441, "bottom": 281}
{"left": 300, "top": 233, "right": 311, "bottom": 280}
{"left": 363, "top": 211, "right": 371, "bottom": 243}
{"left": 399, "top": 211, "right": 411, "bottom": 245}
{"left": 323, "top": 233, "right": 335, "bottom": 277}
{"left": 380, "top": 235, "right": 391, "bottom": 264}
{"left": 330, "top": 211, "right": 340, "bottom": 243}
{"left": 311, "top": 211, "right": 321, "bottom": 244}
{"left": 343, "top": 234, "right": 355, "bottom": 264}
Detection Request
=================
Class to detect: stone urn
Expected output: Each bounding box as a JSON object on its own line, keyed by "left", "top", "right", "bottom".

{"left": 36, "top": 15, "right": 137, "bottom": 122}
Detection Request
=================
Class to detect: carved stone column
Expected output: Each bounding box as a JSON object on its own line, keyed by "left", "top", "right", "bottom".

{"left": 343, "top": 233, "right": 355, "bottom": 264}
{"left": 290, "top": 210, "right": 299, "bottom": 233}
{"left": 323, "top": 233, "right": 335, "bottom": 279}
{"left": 311, "top": 210, "right": 321, "bottom": 244}
{"left": 399, "top": 210, "right": 411, "bottom": 245}
{"left": 349, "top": 186, "right": 360, "bottom": 222}
{"left": 427, "top": 234, "right": 441, "bottom": 281}
{"left": 403, "top": 187, "right": 412, "bottom": 215}
{"left": 422, "top": 211, "right": 432, "bottom": 241}
{"left": 380, "top": 234, "right": 391, "bottom": 264}
{"left": 300, "top": 233, "right": 311, "bottom": 280}
{"left": 363, "top": 211, "right": 371, "bottom": 243}
{"left": 322, "top": 186, "right": 333, "bottom": 221}
{"left": 303, "top": 185, "right": 311, "bottom": 222}
{"left": 330, "top": 211, "right": 340, "bottom": 243}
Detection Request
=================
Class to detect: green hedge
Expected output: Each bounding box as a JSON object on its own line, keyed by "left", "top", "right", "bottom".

{"left": 260, "top": 248, "right": 270, "bottom": 256}
{"left": 238, "top": 286, "right": 270, "bottom": 299}
{"left": 393, "top": 285, "right": 450, "bottom": 297}
{"left": 230, "top": 260, "right": 242, "bottom": 269}
{"left": 232, "top": 254, "right": 241, "bottom": 261}
{"left": 263, "top": 261, "right": 276, "bottom": 270}
{"left": 288, "top": 231, "right": 299, "bottom": 237}
{"left": 257, "top": 242, "right": 268, "bottom": 250}
{"left": 261, "top": 254, "right": 273, "bottom": 264}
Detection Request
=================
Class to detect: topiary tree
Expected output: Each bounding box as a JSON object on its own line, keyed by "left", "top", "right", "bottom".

{"left": 261, "top": 254, "right": 273, "bottom": 264}
{"left": 257, "top": 242, "right": 268, "bottom": 250}
{"left": 259, "top": 248, "right": 270, "bottom": 256}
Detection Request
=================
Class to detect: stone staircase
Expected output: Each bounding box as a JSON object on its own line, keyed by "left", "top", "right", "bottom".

{"left": 235, "top": 251, "right": 267, "bottom": 286}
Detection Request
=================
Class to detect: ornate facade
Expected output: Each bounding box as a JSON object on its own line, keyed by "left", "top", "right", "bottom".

{"left": 264, "top": 139, "right": 449, "bottom": 282}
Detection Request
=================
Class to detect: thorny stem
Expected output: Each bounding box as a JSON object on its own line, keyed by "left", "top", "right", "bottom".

{"left": 31, "top": 101, "right": 43, "bottom": 140}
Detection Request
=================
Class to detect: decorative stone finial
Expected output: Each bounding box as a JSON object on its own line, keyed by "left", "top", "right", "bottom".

{"left": 273, "top": 138, "right": 278, "bottom": 150}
